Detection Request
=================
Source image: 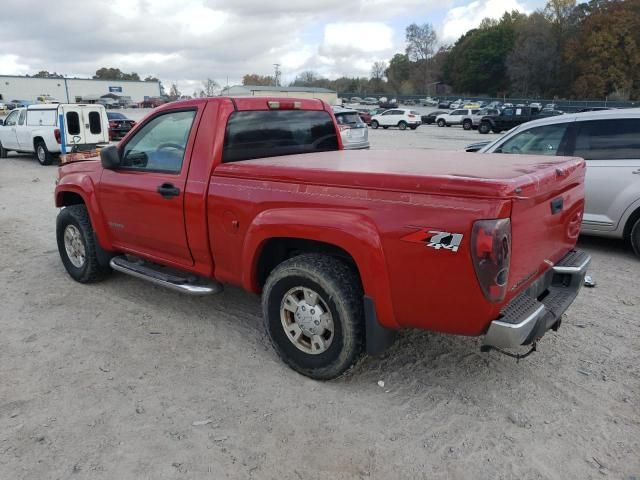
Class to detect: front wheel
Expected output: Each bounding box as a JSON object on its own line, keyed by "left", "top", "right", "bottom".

{"left": 34, "top": 139, "right": 53, "bottom": 165}
{"left": 262, "top": 254, "right": 364, "bottom": 380}
{"left": 0, "top": 141, "right": 8, "bottom": 159}
{"left": 370, "top": 120, "right": 379, "bottom": 129}
{"left": 478, "top": 122, "right": 491, "bottom": 134}
{"left": 463, "top": 120, "right": 472, "bottom": 130}
{"left": 398, "top": 121, "right": 407, "bottom": 130}
{"left": 437, "top": 119, "right": 445, "bottom": 127}
{"left": 56, "top": 205, "right": 111, "bottom": 283}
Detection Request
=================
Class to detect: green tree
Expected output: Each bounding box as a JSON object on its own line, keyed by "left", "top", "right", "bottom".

{"left": 242, "top": 73, "right": 275, "bottom": 86}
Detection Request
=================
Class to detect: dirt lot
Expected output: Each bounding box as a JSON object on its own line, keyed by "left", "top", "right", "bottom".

{"left": 1, "top": 124, "right": 639, "bottom": 480}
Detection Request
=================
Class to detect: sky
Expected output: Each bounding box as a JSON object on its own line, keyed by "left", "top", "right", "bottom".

{"left": 0, "top": 0, "right": 544, "bottom": 94}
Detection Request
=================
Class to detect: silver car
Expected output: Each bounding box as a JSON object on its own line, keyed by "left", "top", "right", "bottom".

{"left": 333, "top": 108, "right": 369, "bottom": 150}
{"left": 478, "top": 109, "right": 640, "bottom": 256}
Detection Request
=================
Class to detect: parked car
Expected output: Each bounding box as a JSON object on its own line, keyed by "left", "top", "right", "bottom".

{"left": 333, "top": 108, "right": 369, "bottom": 150}
{"left": 378, "top": 101, "right": 398, "bottom": 109}
{"left": 530, "top": 102, "right": 543, "bottom": 110}
{"left": 53, "top": 96, "right": 590, "bottom": 379}
{"left": 98, "top": 98, "right": 120, "bottom": 109}
{"left": 362, "top": 97, "right": 378, "bottom": 105}
{"left": 438, "top": 100, "right": 452, "bottom": 109}
{"left": 476, "top": 108, "right": 640, "bottom": 256}
{"left": 577, "top": 107, "right": 611, "bottom": 113}
{"left": 350, "top": 97, "right": 363, "bottom": 104}
{"left": 36, "top": 95, "right": 59, "bottom": 104}
{"left": 6, "top": 100, "right": 31, "bottom": 110}
{"left": 141, "top": 97, "right": 167, "bottom": 108}
{"left": 370, "top": 108, "right": 421, "bottom": 130}
{"left": 0, "top": 103, "right": 109, "bottom": 165}
{"left": 420, "top": 97, "right": 438, "bottom": 106}
{"left": 471, "top": 108, "right": 500, "bottom": 128}
{"left": 478, "top": 106, "right": 540, "bottom": 134}
{"left": 421, "top": 110, "right": 448, "bottom": 125}
{"left": 356, "top": 109, "right": 372, "bottom": 125}
{"left": 463, "top": 102, "right": 482, "bottom": 109}
{"left": 403, "top": 99, "right": 416, "bottom": 106}
{"left": 107, "top": 112, "right": 136, "bottom": 140}
{"left": 0, "top": 103, "right": 6, "bottom": 112}
{"left": 436, "top": 108, "right": 480, "bottom": 130}
{"left": 449, "top": 99, "right": 464, "bottom": 109}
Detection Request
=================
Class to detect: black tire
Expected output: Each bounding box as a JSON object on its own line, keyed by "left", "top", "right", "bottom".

{"left": 437, "top": 119, "right": 446, "bottom": 127}
{"left": 463, "top": 120, "right": 472, "bottom": 130}
{"left": 0, "top": 141, "right": 8, "bottom": 159}
{"left": 34, "top": 139, "right": 53, "bottom": 165}
{"left": 410, "top": 126, "right": 418, "bottom": 130}
{"left": 478, "top": 122, "right": 491, "bottom": 134}
{"left": 382, "top": 126, "right": 389, "bottom": 129}
{"left": 262, "top": 254, "right": 364, "bottom": 380}
{"left": 630, "top": 217, "right": 640, "bottom": 258}
{"left": 56, "top": 205, "right": 111, "bottom": 283}
{"left": 370, "top": 120, "right": 379, "bottom": 129}
{"left": 398, "top": 121, "right": 407, "bottom": 130}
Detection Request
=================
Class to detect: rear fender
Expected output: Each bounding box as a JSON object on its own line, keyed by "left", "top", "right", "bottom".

{"left": 242, "top": 208, "right": 398, "bottom": 329}
{"left": 55, "top": 176, "right": 113, "bottom": 251}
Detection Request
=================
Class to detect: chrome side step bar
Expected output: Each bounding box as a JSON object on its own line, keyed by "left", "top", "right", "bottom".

{"left": 110, "top": 256, "right": 223, "bottom": 296}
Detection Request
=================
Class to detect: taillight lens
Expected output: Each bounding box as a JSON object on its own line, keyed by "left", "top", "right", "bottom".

{"left": 54, "top": 129, "right": 61, "bottom": 144}
{"left": 109, "top": 121, "right": 118, "bottom": 129}
{"left": 471, "top": 218, "right": 511, "bottom": 303}
{"left": 338, "top": 124, "right": 351, "bottom": 131}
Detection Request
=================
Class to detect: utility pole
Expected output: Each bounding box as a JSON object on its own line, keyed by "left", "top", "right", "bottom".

{"left": 273, "top": 64, "right": 281, "bottom": 87}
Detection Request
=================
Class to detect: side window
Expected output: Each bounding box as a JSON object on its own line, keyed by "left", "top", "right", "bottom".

{"left": 121, "top": 110, "right": 196, "bottom": 173}
{"left": 382, "top": 110, "right": 394, "bottom": 116}
{"left": 66, "top": 112, "right": 81, "bottom": 135}
{"left": 503, "top": 109, "right": 514, "bottom": 116}
{"left": 498, "top": 124, "right": 569, "bottom": 156}
{"left": 88, "top": 111, "right": 102, "bottom": 134}
{"left": 573, "top": 119, "right": 640, "bottom": 160}
{"left": 18, "top": 110, "right": 26, "bottom": 126}
{"left": 3, "top": 110, "right": 19, "bottom": 126}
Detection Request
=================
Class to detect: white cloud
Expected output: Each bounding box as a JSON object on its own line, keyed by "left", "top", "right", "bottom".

{"left": 442, "top": 0, "right": 530, "bottom": 41}
{"left": 323, "top": 22, "right": 393, "bottom": 53}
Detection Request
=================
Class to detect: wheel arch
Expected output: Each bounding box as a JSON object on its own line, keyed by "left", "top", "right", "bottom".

{"left": 622, "top": 201, "right": 640, "bottom": 241}
{"left": 242, "top": 208, "right": 399, "bottom": 329}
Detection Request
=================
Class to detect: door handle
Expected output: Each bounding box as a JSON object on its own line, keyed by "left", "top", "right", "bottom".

{"left": 157, "top": 182, "right": 180, "bottom": 199}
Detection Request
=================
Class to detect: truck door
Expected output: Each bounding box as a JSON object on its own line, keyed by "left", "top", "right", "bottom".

{"left": 0, "top": 110, "right": 20, "bottom": 149}
{"left": 97, "top": 109, "right": 199, "bottom": 267}
{"left": 62, "top": 105, "right": 84, "bottom": 148}
{"left": 82, "top": 105, "right": 108, "bottom": 144}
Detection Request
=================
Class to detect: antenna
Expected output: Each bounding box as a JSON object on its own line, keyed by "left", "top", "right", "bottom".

{"left": 273, "top": 64, "right": 281, "bottom": 87}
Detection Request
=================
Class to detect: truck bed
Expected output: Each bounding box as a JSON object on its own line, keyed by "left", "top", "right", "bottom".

{"left": 214, "top": 150, "right": 585, "bottom": 199}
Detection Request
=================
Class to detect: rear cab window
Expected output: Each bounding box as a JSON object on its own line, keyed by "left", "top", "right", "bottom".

{"left": 573, "top": 119, "right": 640, "bottom": 160}
{"left": 222, "top": 110, "right": 339, "bottom": 163}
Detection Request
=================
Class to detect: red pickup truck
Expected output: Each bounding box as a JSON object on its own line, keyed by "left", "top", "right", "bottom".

{"left": 54, "top": 97, "right": 590, "bottom": 379}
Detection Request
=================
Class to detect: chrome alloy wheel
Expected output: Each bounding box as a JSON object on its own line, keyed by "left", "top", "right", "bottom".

{"left": 63, "top": 224, "right": 86, "bottom": 268}
{"left": 280, "top": 286, "right": 334, "bottom": 355}
{"left": 37, "top": 145, "right": 46, "bottom": 163}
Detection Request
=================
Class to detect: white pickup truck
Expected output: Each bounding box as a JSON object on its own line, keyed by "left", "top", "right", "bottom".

{"left": 0, "top": 104, "right": 109, "bottom": 165}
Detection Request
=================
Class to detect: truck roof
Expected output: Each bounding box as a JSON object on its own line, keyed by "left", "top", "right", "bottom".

{"left": 215, "top": 150, "right": 585, "bottom": 199}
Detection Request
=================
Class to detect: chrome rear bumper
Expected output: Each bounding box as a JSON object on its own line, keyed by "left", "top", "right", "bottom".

{"left": 483, "top": 250, "right": 591, "bottom": 350}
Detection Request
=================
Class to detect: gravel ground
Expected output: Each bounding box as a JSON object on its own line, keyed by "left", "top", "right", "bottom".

{"left": 0, "top": 123, "right": 639, "bottom": 480}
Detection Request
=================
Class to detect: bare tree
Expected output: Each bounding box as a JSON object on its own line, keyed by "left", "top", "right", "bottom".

{"left": 169, "top": 82, "right": 181, "bottom": 100}
{"left": 293, "top": 71, "right": 319, "bottom": 86}
{"left": 371, "top": 61, "right": 387, "bottom": 81}
{"left": 405, "top": 23, "right": 437, "bottom": 61}
{"left": 203, "top": 78, "right": 219, "bottom": 97}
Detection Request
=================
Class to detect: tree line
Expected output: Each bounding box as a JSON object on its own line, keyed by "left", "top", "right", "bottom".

{"left": 241, "top": 0, "right": 640, "bottom": 101}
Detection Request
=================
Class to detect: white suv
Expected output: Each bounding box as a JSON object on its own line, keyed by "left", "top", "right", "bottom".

{"left": 370, "top": 109, "right": 421, "bottom": 130}
{"left": 478, "top": 109, "right": 640, "bottom": 256}
{"left": 436, "top": 108, "right": 480, "bottom": 130}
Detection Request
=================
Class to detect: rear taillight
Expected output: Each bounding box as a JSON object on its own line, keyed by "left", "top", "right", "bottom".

{"left": 471, "top": 218, "right": 511, "bottom": 303}
{"left": 408, "top": 114, "right": 415, "bottom": 118}
{"left": 338, "top": 124, "right": 351, "bottom": 131}
{"left": 109, "top": 121, "right": 118, "bottom": 129}
{"left": 268, "top": 101, "right": 301, "bottom": 110}
{"left": 54, "top": 129, "right": 61, "bottom": 144}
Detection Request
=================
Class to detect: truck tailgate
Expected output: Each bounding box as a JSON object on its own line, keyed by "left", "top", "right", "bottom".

{"left": 507, "top": 157, "right": 586, "bottom": 300}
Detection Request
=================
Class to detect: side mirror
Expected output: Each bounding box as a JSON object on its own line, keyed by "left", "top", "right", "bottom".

{"left": 100, "top": 145, "right": 121, "bottom": 169}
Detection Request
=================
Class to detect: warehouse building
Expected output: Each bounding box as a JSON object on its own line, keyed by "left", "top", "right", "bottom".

{"left": 0, "top": 75, "right": 161, "bottom": 104}
{"left": 221, "top": 85, "right": 338, "bottom": 105}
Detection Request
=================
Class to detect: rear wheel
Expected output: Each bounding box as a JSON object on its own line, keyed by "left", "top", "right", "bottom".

{"left": 370, "top": 120, "right": 379, "bottom": 129}
{"left": 0, "top": 141, "right": 8, "bottom": 158}
{"left": 382, "top": 126, "right": 389, "bottom": 129}
{"left": 398, "top": 121, "right": 407, "bottom": 130}
{"left": 463, "top": 120, "right": 472, "bottom": 130}
{"left": 478, "top": 122, "right": 491, "bottom": 134}
{"left": 262, "top": 254, "right": 364, "bottom": 380}
{"left": 409, "top": 126, "right": 417, "bottom": 130}
{"left": 630, "top": 217, "right": 640, "bottom": 258}
{"left": 437, "top": 119, "right": 446, "bottom": 127}
{"left": 34, "top": 139, "right": 53, "bottom": 165}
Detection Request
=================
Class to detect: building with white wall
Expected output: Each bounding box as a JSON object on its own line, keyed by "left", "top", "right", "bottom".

{"left": 0, "top": 75, "right": 161, "bottom": 103}
{"left": 221, "top": 85, "right": 338, "bottom": 105}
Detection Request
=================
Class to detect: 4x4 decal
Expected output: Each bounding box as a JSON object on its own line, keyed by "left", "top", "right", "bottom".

{"left": 401, "top": 229, "right": 463, "bottom": 253}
